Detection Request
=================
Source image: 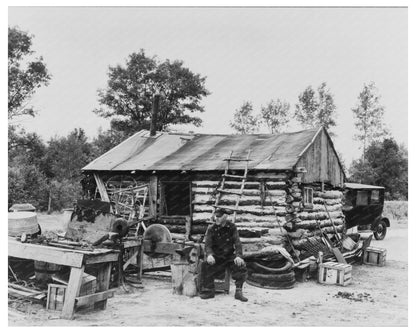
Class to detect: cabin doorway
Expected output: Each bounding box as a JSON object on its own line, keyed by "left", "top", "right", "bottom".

{"left": 160, "top": 181, "right": 191, "bottom": 216}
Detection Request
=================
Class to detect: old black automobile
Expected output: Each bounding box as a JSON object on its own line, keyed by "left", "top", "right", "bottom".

{"left": 342, "top": 183, "right": 390, "bottom": 240}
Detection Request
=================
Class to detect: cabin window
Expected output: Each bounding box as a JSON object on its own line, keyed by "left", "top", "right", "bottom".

{"left": 356, "top": 190, "right": 369, "bottom": 206}
{"left": 303, "top": 187, "right": 314, "bottom": 209}
{"left": 160, "top": 181, "right": 191, "bottom": 216}
{"left": 371, "top": 190, "right": 380, "bottom": 204}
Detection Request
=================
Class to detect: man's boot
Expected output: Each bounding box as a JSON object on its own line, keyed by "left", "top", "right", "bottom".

{"left": 235, "top": 288, "right": 248, "bottom": 302}
{"left": 200, "top": 291, "right": 215, "bottom": 300}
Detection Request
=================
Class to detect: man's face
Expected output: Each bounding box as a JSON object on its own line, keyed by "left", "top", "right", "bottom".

{"left": 215, "top": 213, "right": 227, "bottom": 225}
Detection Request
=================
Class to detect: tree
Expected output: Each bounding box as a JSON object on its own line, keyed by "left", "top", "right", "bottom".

{"left": 352, "top": 82, "right": 388, "bottom": 153}
{"left": 260, "top": 99, "right": 290, "bottom": 134}
{"left": 94, "top": 49, "right": 210, "bottom": 137}
{"left": 44, "top": 128, "right": 94, "bottom": 181}
{"left": 294, "top": 82, "right": 336, "bottom": 132}
{"left": 348, "top": 138, "right": 408, "bottom": 200}
{"left": 91, "top": 127, "right": 127, "bottom": 159}
{"left": 229, "top": 102, "right": 259, "bottom": 134}
{"left": 8, "top": 26, "right": 51, "bottom": 119}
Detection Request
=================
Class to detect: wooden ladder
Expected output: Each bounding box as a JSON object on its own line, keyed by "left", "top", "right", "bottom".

{"left": 212, "top": 150, "right": 251, "bottom": 223}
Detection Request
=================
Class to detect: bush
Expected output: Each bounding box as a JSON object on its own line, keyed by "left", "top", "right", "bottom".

{"left": 8, "top": 164, "right": 49, "bottom": 210}
{"left": 384, "top": 201, "right": 408, "bottom": 221}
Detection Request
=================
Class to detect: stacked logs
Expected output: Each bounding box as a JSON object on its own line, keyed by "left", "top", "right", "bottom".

{"left": 191, "top": 177, "right": 289, "bottom": 251}
{"left": 285, "top": 185, "right": 345, "bottom": 251}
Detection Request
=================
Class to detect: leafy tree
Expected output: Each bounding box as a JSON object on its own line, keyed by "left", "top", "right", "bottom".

{"left": 260, "top": 99, "right": 290, "bottom": 134}
{"left": 348, "top": 138, "right": 408, "bottom": 200}
{"left": 8, "top": 26, "right": 51, "bottom": 119}
{"left": 294, "top": 82, "right": 336, "bottom": 132}
{"left": 352, "top": 82, "right": 388, "bottom": 153}
{"left": 44, "top": 128, "right": 94, "bottom": 181}
{"left": 8, "top": 164, "right": 49, "bottom": 210}
{"left": 94, "top": 49, "right": 210, "bottom": 136}
{"left": 230, "top": 101, "right": 259, "bottom": 134}
{"left": 91, "top": 127, "right": 127, "bottom": 159}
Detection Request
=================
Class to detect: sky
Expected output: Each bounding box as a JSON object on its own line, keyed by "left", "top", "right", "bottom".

{"left": 8, "top": 6, "right": 408, "bottom": 167}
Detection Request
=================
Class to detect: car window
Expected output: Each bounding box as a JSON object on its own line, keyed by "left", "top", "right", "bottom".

{"left": 371, "top": 190, "right": 380, "bottom": 204}
{"left": 356, "top": 190, "right": 369, "bottom": 206}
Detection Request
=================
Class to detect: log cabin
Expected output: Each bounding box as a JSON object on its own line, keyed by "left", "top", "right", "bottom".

{"left": 82, "top": 126, "right": 346, "bottom": 259}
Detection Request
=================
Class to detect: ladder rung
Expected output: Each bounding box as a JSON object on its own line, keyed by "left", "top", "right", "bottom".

{"left": 222, "top": 174, "right": 246, "bottom": 179}
{"left": 217, "top": 189, "right": 243, "bottom": 195}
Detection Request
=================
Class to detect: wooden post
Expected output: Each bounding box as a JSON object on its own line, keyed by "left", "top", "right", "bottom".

{"left": 94, "top": 262, "right": 113, "bottom": 310}
{"left": 61, "top": 266, "right": 85, "bottom": 319}
{"left": 137, "top": 238, "right": 144, "bottom": 282}
{"left": 149, "top": 175, "right": 158, "bottom": 217}
{"left": 93, "top": 173, "right": 110, "bottom": 202}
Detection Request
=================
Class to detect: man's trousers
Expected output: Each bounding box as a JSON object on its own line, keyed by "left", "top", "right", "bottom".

{"left": 200, "top": 257, "right": 247, "bottom": 292}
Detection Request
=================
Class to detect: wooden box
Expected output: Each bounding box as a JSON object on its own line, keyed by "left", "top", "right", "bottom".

{"left": 79, "top": 273, "right": 97, "bottom": 296}
{"left": 363, "top": 246, "right": 387, "bottom": 266}
{"left": 318, "top": 262, "right": 352, "bottom": 286}
{"left": 47, "top": 284, "right": 67, "bottom": 311}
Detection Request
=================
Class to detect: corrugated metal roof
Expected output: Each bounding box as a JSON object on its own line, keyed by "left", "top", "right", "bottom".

{"left": 83, "top": 128, "right": 321, "bottom": 171}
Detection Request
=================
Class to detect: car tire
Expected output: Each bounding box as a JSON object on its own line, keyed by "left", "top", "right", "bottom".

{"left": 248, "top": 260, "right": 293, "bottom": 274}
{"left": 246, "top": 279, "right": 295, "bottom": 289}
{"left": 249, "top": 271, "right": 295, "bottom": 282}
{"left": 373, "top": 220, "right": 387, "bottom": 240}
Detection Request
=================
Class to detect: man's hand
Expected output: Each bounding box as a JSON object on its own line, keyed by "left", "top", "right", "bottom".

{"left": 207, "top": 255, "right": 216, "bottom": 265}
{"left": 234, "top": 256, "right": 245, "bottom": 267}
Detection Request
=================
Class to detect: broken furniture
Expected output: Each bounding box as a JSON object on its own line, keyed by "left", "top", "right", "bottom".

{"left": 8, "top": 237, "right": 119, "bottom": 319}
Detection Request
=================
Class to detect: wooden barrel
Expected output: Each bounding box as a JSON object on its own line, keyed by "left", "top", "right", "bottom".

{"left": 34, "top": 261, "right": 62, "bottom": 283}
{"left": 170, "top": 262, "right": 197, "bottom": 297}
{"left": 8, "top": 211, "right": 39, "bottom": 236}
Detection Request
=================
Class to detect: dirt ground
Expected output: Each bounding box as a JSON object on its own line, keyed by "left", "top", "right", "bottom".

{"left": 8, "top": 215, "right": 408, "bottom": 326}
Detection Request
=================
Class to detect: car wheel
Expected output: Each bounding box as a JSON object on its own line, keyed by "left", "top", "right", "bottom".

{"left": 373, "top": 220, "right": 387, "bottom": 240}
{"left": 247, "top": 260, "right": 293, "bottom": 274}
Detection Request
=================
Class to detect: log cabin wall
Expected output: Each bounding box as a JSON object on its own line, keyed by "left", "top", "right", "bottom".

{"left": 286, "top": 181, "right": 345, "bottom": 258}
{"left": 190, "top": 171, "right": 294, "bottom": 255}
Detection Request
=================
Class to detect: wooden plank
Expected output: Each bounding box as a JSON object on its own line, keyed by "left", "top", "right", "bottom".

{"left": 123, "top": 239, "right": 142, "bottom": 249}
{"left": 123, "top": 250, "right": 138, "bottom": 271}
{"left": 149, "top": 176, "right": 158, "bottom": 217}
{"left": 143, "top": 240, "right": 182, "bottom": 255}
{"left": 95, "top": 262, "right": 112, "bottom": 310}
{"left": 93, "top": 173, "right": 110, "bottom": 202}
{"left": 84, "top": 252, "right": 119, "bottom": 265}
{"left": 8, "top": 240, "right": 84, "bottom": 268}
{"left": 75, "top": 289, "right": 116, "bottom": 307}
{"left": 61, "top": 266, "right": 85, "bottom": 319}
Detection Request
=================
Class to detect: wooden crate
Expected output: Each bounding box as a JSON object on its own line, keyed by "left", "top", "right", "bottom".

{"left": 47, "top": 284, "right": 67, "bottom": 311}
{"left": 79, "top": 273, "right": 97, "bottom": 296}
{"left": 363, "top": 246, "right": 387, "bottom": 266}
{"left": 318, "top": 262, "right": 352, "bottom": 286}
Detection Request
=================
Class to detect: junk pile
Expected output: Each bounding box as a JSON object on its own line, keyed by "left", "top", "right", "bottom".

{"left": 244, "top": 246, "right": 295, "bottom": 289}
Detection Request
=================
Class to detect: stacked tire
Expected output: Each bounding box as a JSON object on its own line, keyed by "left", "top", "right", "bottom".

{"left": 246, "top": 253, "right": 295, "bottom": 289}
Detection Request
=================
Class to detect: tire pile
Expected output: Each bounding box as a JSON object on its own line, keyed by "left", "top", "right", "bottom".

{"left": 246, "top": 252, "right": 295, "bottom": 289}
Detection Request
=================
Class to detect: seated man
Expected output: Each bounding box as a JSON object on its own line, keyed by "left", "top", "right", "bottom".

{"left": 200, "top": 208, "right": 248, "bottom": 302}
